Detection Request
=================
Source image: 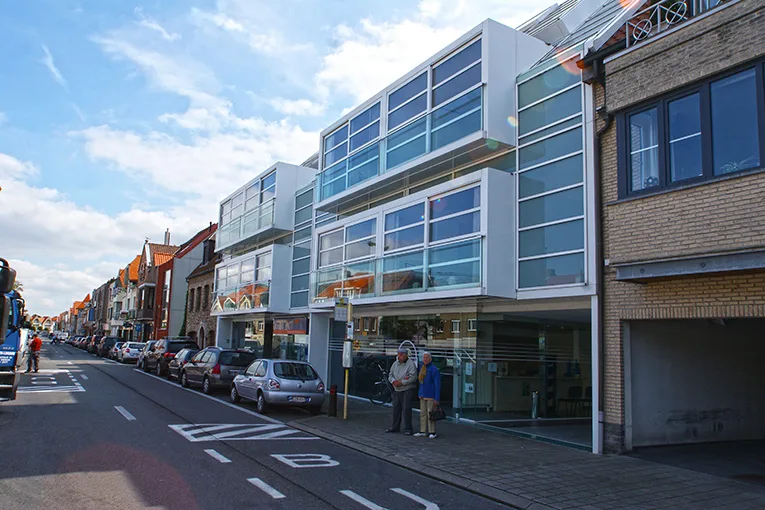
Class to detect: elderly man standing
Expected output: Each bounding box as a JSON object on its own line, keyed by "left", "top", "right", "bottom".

{"left": 386, "top": 347, "right": 418, "bottom": 435}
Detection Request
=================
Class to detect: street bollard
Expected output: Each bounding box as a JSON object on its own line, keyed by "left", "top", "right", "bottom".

{"left": 531, "top": 391, "right": 539, "bottom": 419}
{"left": 328, "top": 385, "right": 338, "bottom": 417}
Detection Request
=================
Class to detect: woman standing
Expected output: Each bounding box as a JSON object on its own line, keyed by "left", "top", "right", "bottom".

{"left": 415, "top": 352, "right": 441, "bottom": 439}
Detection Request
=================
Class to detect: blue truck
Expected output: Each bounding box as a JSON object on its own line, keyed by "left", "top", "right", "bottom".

{"left": 0, "top": 258, "right": 28, "bottom": 402}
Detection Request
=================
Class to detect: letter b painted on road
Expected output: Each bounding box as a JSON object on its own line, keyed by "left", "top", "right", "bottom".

{"left": 271, "top": 453, "right": 339, "bottom": 468}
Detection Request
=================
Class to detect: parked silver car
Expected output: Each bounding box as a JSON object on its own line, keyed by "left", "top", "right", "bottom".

{"left": 118, "top": 342, "right": 145, "bottom": 363}
{"left": 230, "top": 359, "right": 325, "bottom": 415}
{"left": 136, "top": 340, "right": 157, "bottom": 369}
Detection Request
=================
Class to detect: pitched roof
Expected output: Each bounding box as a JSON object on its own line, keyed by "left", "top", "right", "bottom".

{"left": 187, "top": 255, "right": 220, "bottom": 281}
{"left": 154, "top": 253, "right": 174, "bottom": 267}
{"left": 127, "top": 255, "right": 141, "bottom": 282}
{"left": 176, "top": 224, "right": 218, "bottom": 258}
{"left": 82, "top": 294, "right": 91, "bottom": 304}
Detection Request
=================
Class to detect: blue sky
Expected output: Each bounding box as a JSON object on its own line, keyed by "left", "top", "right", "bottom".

{"left": 0, "top": 0, "right": 547, "bottom": 315}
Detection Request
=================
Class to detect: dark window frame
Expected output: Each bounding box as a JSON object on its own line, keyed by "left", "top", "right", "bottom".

{"left": 617, "top": 61, "right": 765, "bottom": 199}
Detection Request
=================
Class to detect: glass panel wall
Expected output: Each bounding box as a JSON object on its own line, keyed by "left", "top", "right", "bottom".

{"left": 318, "top": 38, "right": 484, "bottom": 202}
{"left": 516, "top": 58, "right": 585, "bottom": 289}
{"left": 218, "top": 172, "right": 278, "bottom": 251}
{"left": 291, "top": 186, "right": 313, "bottom": 309}
{"left": 212, "top": 252, "right": 272, "bottom": 313}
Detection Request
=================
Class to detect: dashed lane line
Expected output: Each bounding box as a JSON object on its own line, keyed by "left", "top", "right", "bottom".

{"left": 204, "top": 449, "right": 232, "bottom": 463}
{"left": 114, "top": 406, "right": 136, "bottom": 421}
{"left": 247, "top": 478, "right": 286, "bottom": 500}
{"left": 81, "top": 375, "right": 89, "bottom": 380}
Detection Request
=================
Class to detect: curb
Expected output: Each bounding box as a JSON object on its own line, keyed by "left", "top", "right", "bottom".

{"left": 290, "top": 419, "right": 554, "bottom": 510}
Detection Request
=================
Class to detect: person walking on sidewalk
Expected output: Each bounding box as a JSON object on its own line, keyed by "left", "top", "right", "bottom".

{"left": 415, "top": 352, "right": 441, "bottom": 439}
{"left": 386, "top": 347, "right": 418, "bottom": 435}
{"left": 26, "top": 334, "right": 42, "bottom": 373}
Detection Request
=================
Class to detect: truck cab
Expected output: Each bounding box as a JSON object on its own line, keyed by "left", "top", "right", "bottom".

{"left": 0, "top": 258, "right": 27, "bottom": 402}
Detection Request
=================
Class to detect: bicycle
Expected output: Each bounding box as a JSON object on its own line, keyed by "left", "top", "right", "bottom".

{"left": 369, "top": 364, "right": 394, "bottom": 406}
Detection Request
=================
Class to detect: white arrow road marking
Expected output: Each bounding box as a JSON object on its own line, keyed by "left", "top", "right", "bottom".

{"left": 203, "top": 449, "right": 231, "bottom": 463}
{"left": 391, "top": 488, "right": 439, "bottom": 509}
{"left": 247, "top": 478, "right": 285, "bottom": 499}
{"left": 114, "top": 406, "right": 136, "bottom": 421}
{"left": 340, "top": 490, "right": 387, "bottom": 510}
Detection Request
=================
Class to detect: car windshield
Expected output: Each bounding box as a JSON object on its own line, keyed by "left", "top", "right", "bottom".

{"left": 127, "top": 343, "right": 143, "bottom": 349}
{"left": 274, "top": 362, "right": 318, "bottom": 380}
{"left": 114, "top": 342, "right": 124, "bottom": 348}
{"left": 219, "top": 352, "right": 257, "bottom": 367}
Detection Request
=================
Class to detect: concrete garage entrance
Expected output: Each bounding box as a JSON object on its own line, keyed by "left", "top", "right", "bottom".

{"left": 625, "top": 319, "right": 765, "bottom": 450}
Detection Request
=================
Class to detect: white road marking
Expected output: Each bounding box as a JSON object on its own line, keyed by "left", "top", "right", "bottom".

{"left": 18, "top": 385, "right": 83, "bottom": 393}
{"left": 67, "top": 361, "right": 73, "bottom": 365}
{"left": 340, "top": 490, "right": 387, "bottom": 510}
{"left": 169, "top": 423, "right": 316, "bottom": 442}
{"left": 247, "top": 478, "right": 285, "bottom": 500}
{"left": 133, "top": 369, "right": 284, "bottom": 425}
{"left": 31, "top": 381, "right": 57, "bottom": 385}
{"left": 271, "top": 454, "right": 339, "bottom": 469}
{"left": 114, "top": 406, "right": 136, "bottom": 421}
{"left": 391, "top": 488, "right": 439, "bottom": 509}
{"left": 81, "top": 375, "right": 88, "bottom": 380}
{"left": 203, "top": 449, "right": 232, "bottom": 463}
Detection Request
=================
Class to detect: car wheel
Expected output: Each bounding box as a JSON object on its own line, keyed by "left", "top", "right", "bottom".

{"left": 256, "top": 392, "right": 267, "bottom": 414}
{"left": 155, "top": 361, "right": 162, "bottom": 377}
{"left": 143, "top": 360, "right": 150, "bottom": 373}
{"left": 230, "top": 385, "right": 240, "bottom": 403}
{"left": 181, "top": 371, "right": 189, "bottom": 388}
{"left": 166, "top": 368, "right": 173, "bottom": 380}
{"left": 203, "top": 376, "right": 211, "bottom": 395}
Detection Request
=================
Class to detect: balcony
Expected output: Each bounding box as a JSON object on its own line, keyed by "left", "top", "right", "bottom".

{"left": 216, "top": 199, "right": 276, "bottom": 253}
{"left": 624, "top": 0, "right": 724, "bottom": 48}
{"left": 211, "top": 281, "right": 270, "bottom": 314}
{"left": 135, "top": 308, "right": 154, "bottom": 321}
{"left": 127, "top": 310, "right": 136, "bottom": 320}
{"left": 311, "top": 237, "right": 482, "bottom": 304}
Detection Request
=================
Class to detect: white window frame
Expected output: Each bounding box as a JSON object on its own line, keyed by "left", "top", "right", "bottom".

{"left": 468, "top": 319, "right": 477, "bottom": 331}
{"left": 451, "top": 320, "right": 460, "bottom": 334}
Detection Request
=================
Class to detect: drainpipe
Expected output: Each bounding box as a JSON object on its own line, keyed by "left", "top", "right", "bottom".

{"left": 593, "top": 78, "right": 613, "bottom": 454}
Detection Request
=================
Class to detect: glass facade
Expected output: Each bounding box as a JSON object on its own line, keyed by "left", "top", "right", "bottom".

{"left": 318, "top": 38, "right": 483, "bottom": 202}
{"left": 290, "top": 186, "right": 314, "bottom": 309}
{"left": 327, "top": 312, "right": 592, "bottom": 438}
{"left": 516, "top": 58, "right": 585, "bottom": 289}
{"left": 218, "top": 172, "right": 277, "bottom": 250}
{"left": 212, "top": 252, "right": 271, "bottom": 313}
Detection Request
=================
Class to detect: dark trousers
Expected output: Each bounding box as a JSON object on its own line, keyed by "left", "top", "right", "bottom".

{"left": 27, "top": 351, "right": 40, "bottom": 372}
{"left": 390, "top": 388, "right": 415, "bottom": 432}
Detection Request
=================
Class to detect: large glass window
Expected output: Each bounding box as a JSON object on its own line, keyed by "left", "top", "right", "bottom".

{"left": 518, "top": 58, "right": 580, "bottom": 108}
{"left": 347, "top": 143, "right": 380, "bottom": 187}
{"left": 519, "top": 186, "right": 583, "bottom": 229}
{"left": 519, "top": 86, "right": 581, "bottom": 136}
{"left": 668, "top": 93, "right": 702, "bottom": 182}
{"left": 519, "top": 220, "right": 584, "bottom": 258}
{"left": 386, "top": 117, "right": 427, "bottom": 170}
{"left": 433, "top": 39, "right": 481, "bottom": 86}
{"left": 519, "top": 252, "right": 584, "bottom": 288}
{"left": 431, "top": 88, "right": 481, "bottom": 151}
{"left": 519, "top": 154, "right": 583, "bottom": 199}
{"left": 389, "top": 73, "right": 427, "bottom": 111}
{"left": 430, "top": 187, "right": 480, "bottom": 219}
{"left": 432, "top": 63, "right": 481, "bottom": 107}
{"left": 629, "top": 108, "right": 660, "bottom": 191}
{"left": 384, "top": 204, "right": 425, "bottom": 252}
{"left": 619, "top": 66, "right": 765, "bottom": 197}
{"left": 256, "top": 252, "right": 271, "bottom": 281}
{"left": 519, "top": 127, "right": 582, "bottom": 170}
{"left": 711, "top": 69, "right": 760, "bottom": 175}
{"left": 430, "top": 187, "right": 480, "bottom": 242}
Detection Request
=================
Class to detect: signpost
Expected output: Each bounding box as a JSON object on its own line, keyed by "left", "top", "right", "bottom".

{"left": 338, "top": 298, "right": 354, "bottom": 420}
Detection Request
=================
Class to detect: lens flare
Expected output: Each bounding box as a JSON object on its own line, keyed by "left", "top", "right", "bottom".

{"left": 485, "top": 139, "right": 499, "bottom": 150}
{"left": 506, "top": 116, "right": 518, "bottom": 128}
{"left": 555, "top": 49, "right": 581, "bottom": 76}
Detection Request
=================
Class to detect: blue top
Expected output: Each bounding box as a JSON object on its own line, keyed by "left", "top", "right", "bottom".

{"left": 418, "top": 363, "right": 441, "bottom": 401}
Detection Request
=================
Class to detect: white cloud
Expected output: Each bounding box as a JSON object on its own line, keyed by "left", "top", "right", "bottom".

{"left": 269, "top": 98, "right": 326, "bottom": 117}
{"left": 0, "top": 152, "right": 211, "bottom": 316}
{"left": 41, "top": 44, "right": 68, "bottom": 91}
{"left": 0, "top": 112, "right": 6, "bottom": 125}
{"left": 190, "top": 8, "right": 244, "bottom": 33}
{"left": 135, "top": 8, "right": 181, "bottom": 41}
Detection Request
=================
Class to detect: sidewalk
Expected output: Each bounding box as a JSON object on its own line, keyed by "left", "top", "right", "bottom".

{"left": 289, "top": 399, "right": 765, "bottom": 509}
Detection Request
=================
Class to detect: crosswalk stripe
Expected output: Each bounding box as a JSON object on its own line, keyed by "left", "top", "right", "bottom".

{"left": 18, "top": 385, "right": 84, "bottom": 393}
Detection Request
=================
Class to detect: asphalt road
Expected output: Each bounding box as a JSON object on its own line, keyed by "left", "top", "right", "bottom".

{"left": 0, "top": 344, "right": 508, "bottom": 510}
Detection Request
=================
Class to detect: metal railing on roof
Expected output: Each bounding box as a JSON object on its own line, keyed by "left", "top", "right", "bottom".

{"left": 625, "top": 0, "right": 723, "bottom": 47}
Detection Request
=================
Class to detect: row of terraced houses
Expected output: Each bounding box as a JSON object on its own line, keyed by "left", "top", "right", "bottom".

{"left": 57, "top": 0, "right": 765, "bottom": 454}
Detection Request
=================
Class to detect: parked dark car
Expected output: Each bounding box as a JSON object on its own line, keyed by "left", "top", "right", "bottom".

{"left": 78, "top": 336, "right": 89, "bottom": 349}
{"left": 97, "top": 337, "right": 120, "bottom": 357}
{"left": 180, "top": 347, "right": 257, "bottom": 394}
{"left": 167, "top": 347, "right": 200, "bottom": 381}
{"left": 136, "top": 340, "right": 157, "bottom": 369}
{"left": 144, "top": 338, "right": 199, "bottom": 376}
{"left": 87, "top": 336, "right": 102, "bottom": 354}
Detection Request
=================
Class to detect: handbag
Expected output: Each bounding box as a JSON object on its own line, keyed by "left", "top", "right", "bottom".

{"left": 429, "top": 403, "right": 446, "bottom": 421}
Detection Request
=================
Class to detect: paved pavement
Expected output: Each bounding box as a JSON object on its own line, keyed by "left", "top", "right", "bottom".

{"left": 0, "top": 344, "right": 508, "bottom": 510}
{"left": 289, "top": 398, "right": 765, "bottom": 509}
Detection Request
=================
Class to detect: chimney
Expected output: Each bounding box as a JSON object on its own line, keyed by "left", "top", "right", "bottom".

{"left": 164, "top": 228, "right": 171, "bottom": 245}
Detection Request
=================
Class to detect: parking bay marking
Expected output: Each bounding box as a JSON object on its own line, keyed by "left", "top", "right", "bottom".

{"left": 339, "top": 489, "right": 440, "bottom": 510}
{"left": 115, "top": 406, "right": 136, "bottom": 421}
{"left": 169, "top": 423, "right": 318, "bottom": 442}
{"left": 340, "top": 490, "right": 387, "bottom": 510}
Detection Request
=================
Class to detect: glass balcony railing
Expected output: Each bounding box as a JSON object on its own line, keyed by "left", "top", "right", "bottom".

{"left": 217, "top": 199, "right": 276, "bottom": 250}
{"left": 319, "top": 87, "right": 483, "bottom": 202}
{"left": 212, "top": 280, "right": 271, "bottom": 313}
{"left": 311, "top": 237, "right": 481, "bottom": 302}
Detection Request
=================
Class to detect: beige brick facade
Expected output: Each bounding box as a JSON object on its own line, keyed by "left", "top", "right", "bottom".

{"left": 186, "top": 270, "right": 216, "bottom": 348}
{"left": 598, "top": 0, "right": 765, "bottom": 452}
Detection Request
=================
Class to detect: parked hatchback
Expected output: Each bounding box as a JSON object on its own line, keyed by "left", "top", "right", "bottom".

{"left": 231, "top": 359, "right": 325, "bottom": 414}
{"left": 118, "top": 342, "right": 145, "bottom": 363}
{"left": 181, "top": 347, "right": 257, "bottom": 394}
{"left": 97, "top": 337, "right": 120, "bottom": 358}
{"left": 144, "top": 338, "right": 199, "bottom": 376}
{"left": 136, "top": 340, "right": 156, "bottom": 369}
{"left": 167, "top": 347, "right": 200, "bottom": 381}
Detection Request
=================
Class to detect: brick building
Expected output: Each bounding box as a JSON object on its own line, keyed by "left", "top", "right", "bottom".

{"left": 590, "top": 0, "right": 765, "bottom": 452}
{"left": 185, "top": 231, "right": 219, "bottom": 348}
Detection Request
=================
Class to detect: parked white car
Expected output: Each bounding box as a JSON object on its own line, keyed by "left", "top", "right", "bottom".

{"left": 119, "top": 342, "right": 146, "bottom": 363}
